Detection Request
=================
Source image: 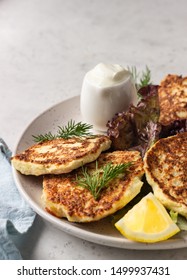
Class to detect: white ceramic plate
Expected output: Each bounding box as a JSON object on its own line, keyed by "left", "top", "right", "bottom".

{"left": 12, "top": 96, "right": 187, "bottom": 250}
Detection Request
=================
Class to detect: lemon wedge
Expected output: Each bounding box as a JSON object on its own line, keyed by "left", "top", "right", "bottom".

{"left": 115, "top": 192, "right": 180, "bottom": 243}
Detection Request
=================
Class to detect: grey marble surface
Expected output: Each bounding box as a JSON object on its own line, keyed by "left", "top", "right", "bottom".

{"left": 0, "top": 0, "right": 187, "bottom": 259}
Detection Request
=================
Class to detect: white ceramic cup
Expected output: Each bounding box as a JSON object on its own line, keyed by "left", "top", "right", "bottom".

{"left": 80, "top": 71, "right": 137, "bottom": 131}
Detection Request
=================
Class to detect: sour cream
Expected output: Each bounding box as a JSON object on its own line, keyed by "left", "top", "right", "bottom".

{"left": 80, "top": 63, "right": 137, "bottom": 131}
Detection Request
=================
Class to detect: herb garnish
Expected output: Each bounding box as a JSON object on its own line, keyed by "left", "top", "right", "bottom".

{"left": 127, "top": 65, "right": 139, "bottom": 85}
{"left": 139, "top": 66, "right": 152, "bottom": 89}
{"left": 127, "top": 65, "right": 152, "bottom": 90}
{"left": 75, "top": 162, "right": 131, "bottom": 200}
{"left": 32, "top": 120, "right": 93, "bottom": 143}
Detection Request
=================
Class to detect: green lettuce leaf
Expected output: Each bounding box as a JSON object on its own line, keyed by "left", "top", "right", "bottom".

{"left": 170, "top": 210, "right": 187, "bottom": 231}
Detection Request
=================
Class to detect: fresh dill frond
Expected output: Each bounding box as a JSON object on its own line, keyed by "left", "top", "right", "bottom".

{"left": 127, "top": 65, "right": 139, "bottom": 85}
{"left": 57, "top": 120, "right": 93, "bottom": 139}
{"left": 139, "top": 65, "right": 152, "bottom": 88}
{"left": 32, "top": 132, "right": 57, "bottom": 143}
{"left": 32, "top": 120, "right": 93, "bottom": 143}
{"left": 75, "top": 162, "right": 131, "bottom": 200}
{"left": 127, "top": 65, "right": 152, "bottom": 91}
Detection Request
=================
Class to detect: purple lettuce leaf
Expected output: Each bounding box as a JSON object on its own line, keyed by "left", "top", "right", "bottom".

{"left": 107, "top": 85, "right": 161, "bottom": 157}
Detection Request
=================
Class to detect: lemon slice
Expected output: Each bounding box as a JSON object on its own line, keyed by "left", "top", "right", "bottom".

{"left": 115, "top": 192, "right": 180, "bottom": 243}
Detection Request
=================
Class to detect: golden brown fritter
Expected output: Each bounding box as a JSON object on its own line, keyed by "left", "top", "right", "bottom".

{"left": 42, "top": 151, "right": 144, "bottom": 222}
{"left": 11, "top": 135, "right": 111, "bottom": 176}
{"left": 144, "top": 132, "right": 187, "bottom": 218}
{"left": 158, "top": 74, "right": 187, "bottom": 126}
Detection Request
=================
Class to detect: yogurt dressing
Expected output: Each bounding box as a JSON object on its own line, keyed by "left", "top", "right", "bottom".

{"left": 86, "top": 63, "right": 130, "bottom": 87}
{"left": 80, "top": 63, "right": 137, "bottom": 131}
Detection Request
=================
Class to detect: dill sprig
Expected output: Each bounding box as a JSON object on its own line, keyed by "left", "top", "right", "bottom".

{"left": 75, "top": 162, "right": 131, "bottom": 200}
{"left": 139, "top": 66, "right": 152, "bottom": 88}
{"left": 32, "top": 120, "right": 93, "bottom": 143}
{"left": 57, "top": 120, "right": 93, "bottom": 139}
{"left": 32, "top": 132, "right": 57, "bottom": 143}
{"left": 127, "top": 65, "right": 152, "bottom": 90}
{"left": 127, "top": 65, "right": 139, "bottom": 85}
